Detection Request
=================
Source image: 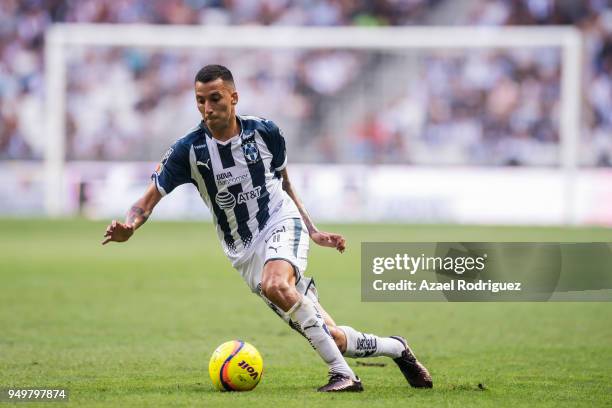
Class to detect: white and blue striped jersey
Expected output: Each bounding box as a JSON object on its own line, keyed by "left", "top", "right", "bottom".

{"left": 152, "top": 115, "right": 301, "bottom": 266}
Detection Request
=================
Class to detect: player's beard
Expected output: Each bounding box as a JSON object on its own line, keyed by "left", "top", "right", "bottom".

{"left": 207, "top": 113, "right": 236, "bottom": 135}
{"left": 205, "top": 116, "right": 224, "bottom": 131}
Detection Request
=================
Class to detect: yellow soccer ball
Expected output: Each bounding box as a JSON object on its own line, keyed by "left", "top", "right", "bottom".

{"left": 208, "top": 340, "right": 263, "bottom": 391}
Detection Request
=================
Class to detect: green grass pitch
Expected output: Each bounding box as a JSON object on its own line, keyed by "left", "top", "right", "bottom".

{"left": 1, "top": 219, "right": 611, "bottom": 407}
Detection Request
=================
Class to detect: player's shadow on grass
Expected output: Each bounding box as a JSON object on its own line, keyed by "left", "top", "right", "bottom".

{"left": 130, "top": 380, "right": 479, "bottom": 395}
{"left": 446, "top": 383, "right": 487, "bottom": 392}
{"left": 130, "top": 382, "right": 314, "bottom": 395}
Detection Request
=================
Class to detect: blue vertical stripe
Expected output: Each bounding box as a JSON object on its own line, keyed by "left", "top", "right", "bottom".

{"left": 228, "top": 183, "right": 253, "bottom": 246}
{"left": 242, "top": 133, "right": 270, "bottom": 231}
{"left": 218, "top": 142, "right": 235, "bottom": 169}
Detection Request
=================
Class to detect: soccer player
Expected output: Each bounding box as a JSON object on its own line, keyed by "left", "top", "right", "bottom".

{"left": 102, "top": 65, "right": 432, "bottom": 392}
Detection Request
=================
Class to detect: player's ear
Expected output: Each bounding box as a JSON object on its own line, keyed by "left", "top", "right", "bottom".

{"left": 231, "top": 91, "right": 238, "bottom": 105}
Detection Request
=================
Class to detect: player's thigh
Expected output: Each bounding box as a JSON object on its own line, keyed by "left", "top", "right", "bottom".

{"left": 261, "top": 259, "right": 296, "bottom": 287}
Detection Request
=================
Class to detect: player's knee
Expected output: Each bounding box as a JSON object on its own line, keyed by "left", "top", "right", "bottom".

{"left": 262, "top": 262, "right": 293, "bottom": 297}
{"left": 261, "top": 275, "right": 292, "bottom": 301}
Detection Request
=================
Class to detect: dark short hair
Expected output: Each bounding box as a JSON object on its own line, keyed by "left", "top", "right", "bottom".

{"left": 195, "top": 64, "right": 234, "bottom": 85}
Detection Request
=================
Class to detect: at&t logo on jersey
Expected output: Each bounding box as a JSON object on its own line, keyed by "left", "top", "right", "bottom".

{"left": 215, "top": 187, "right": 261, "bottom": 210}
{"left": 242, "top": 141, "right": 260, "bottom": 164}
{"left": 215, "top": 191, "right": 236, "bottom": 210}
{"left": 238, "top": 186, "right": 261, "bottom": 204}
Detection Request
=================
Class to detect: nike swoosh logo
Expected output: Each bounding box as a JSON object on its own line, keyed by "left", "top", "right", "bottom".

{"left": 196, "top": 160, "right": 210, "bottom": 170}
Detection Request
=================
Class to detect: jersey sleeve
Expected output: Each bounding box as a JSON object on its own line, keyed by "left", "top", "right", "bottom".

{"left": 263, "top": 119, "right": 287, "bottom": 172}
{"left": 151, "top": 141, "right": 191, "bottom": 196}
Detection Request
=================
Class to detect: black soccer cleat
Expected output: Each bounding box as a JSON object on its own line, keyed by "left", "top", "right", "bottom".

{"left": 390, "top": 336, "right": 433, "bottom": 388}
{"left": 317, "top": 373, "right": 364, "bottom": 392}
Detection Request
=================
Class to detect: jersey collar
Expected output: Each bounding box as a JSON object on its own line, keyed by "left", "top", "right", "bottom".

{"left": 200, "top": 117, "right": 243, "bottom": 143}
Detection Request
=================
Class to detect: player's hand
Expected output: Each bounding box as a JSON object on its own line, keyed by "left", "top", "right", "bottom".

{"left": 102, "top": 220, "right": 134, "bottom": 245}
{"left": 310, "top": 231, "right": 346, "bottom": 253}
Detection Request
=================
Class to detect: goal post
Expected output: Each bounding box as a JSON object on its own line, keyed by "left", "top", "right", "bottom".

{"left": 44, "top": 24, "right": 582, "bottom": 222}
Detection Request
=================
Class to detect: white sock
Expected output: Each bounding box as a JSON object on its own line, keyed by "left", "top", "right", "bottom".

{"left": 338, "top": 325, "right": 405, "bottom": 358}
{"left": 288, "top": 297, "right": 355, "bottom": 379}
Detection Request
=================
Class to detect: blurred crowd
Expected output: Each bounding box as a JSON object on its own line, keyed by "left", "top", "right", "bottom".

{"left": 0, "top": 0, "right": 610, "bottom": 165}
{"left": 354, "top": 48, "right": 564, "bottom": 165}
{"left": 64, "top": 46, "right": 365, "bottom": 160}
{"left": 0, "top": 0, "right": 432, "bottom": 160}
{"left": 353, "top": 0, "right": 612, "bottom": 165}
{"left": 461, "top": 0, "right": 612, "bottom": 165}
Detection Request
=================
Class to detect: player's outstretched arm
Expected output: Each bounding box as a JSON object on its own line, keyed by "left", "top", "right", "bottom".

{"left": 279, "top": 168, "right": 346, "bottom": 253}
{"left": 102, "top": 182, "right": 162, "bottom": 245}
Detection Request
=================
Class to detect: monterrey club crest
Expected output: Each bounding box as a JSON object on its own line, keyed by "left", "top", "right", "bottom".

{"left": 242, "top": 141, "right": 260, "bottom": 164}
